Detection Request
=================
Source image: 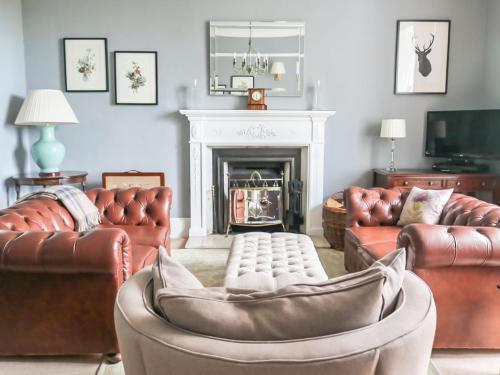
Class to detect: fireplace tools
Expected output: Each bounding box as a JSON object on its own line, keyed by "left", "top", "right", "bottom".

{"left": 286, "top": 179, "right": 304, "bottom": 232}
{"left": 226, "top": 170, "right": 285, "bottom": 235}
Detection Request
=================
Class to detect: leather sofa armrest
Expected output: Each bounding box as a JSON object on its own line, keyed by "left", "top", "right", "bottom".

{"left": 398, "top": 224, "right": 500, "bottom": 269}
{"left": 345, "top": 186, "right": 408, "bottom": 227}
{"left": 0, "top": 227, "right": 132, "bottom": 282}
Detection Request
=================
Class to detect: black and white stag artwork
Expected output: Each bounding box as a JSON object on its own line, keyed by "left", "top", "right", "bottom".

{"left": 395, "top": 20, "right": 450, "bottom": 94}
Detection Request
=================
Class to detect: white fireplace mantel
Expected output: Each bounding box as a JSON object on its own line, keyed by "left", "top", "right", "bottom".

{"left": 180, "top": 109, "right": 336, "bottom": 239}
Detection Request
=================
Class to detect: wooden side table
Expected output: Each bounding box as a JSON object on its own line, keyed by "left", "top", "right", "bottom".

{"left": 11, "top": 171, "right": 88, "bottom": 200}
{"left": 373, "top": 169, "right": 500, "bottom": 205}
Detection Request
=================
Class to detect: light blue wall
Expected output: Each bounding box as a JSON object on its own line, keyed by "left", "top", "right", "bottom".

{"left": 18, "top": 0, "right": 492, "bottom": 217}
{"left": 0, "top": 0, "right": 29, "bottom": 207}
{"left": 484, "top": 0, "right": 500, "bottom": 107}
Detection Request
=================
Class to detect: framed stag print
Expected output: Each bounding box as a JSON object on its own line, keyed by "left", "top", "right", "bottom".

{"left": 394, "top": 20, "right": 450, "bottom": 94}
{"left": 64, "top": 38, "right": 109, "bottom": 92}
{"left": 114, "top": 51, "right": 158, "bottom": 105}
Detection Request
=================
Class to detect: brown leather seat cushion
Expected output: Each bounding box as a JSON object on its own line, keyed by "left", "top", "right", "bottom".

{"left": 349, "top": 226, "right": 401, "bottom": 245}
{"left": 346, "top": 226, "right": 400, "bottom": 264}
{"left": 132, "top": 245, "right": 158, "bottom": 274}
{"left": 97, "top": 224, "right": 168, "bottom": 248}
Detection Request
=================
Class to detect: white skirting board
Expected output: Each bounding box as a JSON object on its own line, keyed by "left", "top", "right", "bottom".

{"left": 170, "top": 218, "right": 190, "bottom": 238}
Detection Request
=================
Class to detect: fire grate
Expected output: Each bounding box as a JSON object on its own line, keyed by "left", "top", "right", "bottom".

{"left": 226, "top": 170, "right": 285, "bottom": 234}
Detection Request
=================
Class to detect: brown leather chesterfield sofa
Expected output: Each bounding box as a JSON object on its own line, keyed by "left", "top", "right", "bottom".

{"left": 344, "top": 186, "right": 500, "bottom": 349}
{"left": 0, "top": 187, "right": 171, "bottom": 359}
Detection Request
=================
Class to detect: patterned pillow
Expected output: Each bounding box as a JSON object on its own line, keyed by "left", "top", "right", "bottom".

{"left": 398, "top": 187, "right": 453, "bottom": 226}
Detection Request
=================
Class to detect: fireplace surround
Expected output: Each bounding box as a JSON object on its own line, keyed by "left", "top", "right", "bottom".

{"left": 180, "top": 109, "right": 335, "bottom": 246}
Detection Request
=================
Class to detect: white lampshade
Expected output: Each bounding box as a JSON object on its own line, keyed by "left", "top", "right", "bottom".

{"left": 270, "top": 62, "right": 286, "bottom": 80}
{"left": 15, "top": 89, "right": 79, "bottom": 125}
{"left": 380, "top": 119, "right": 406, "bottom": 139}
{"left": 271, "top": 61, "right": 286, "bottom": 74}
{"left": 270, "top": 62, "right": 286, "bottom": 75}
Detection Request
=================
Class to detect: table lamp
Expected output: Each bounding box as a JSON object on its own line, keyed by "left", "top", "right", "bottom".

{"left": 270, "top": 62, "right": 286, "bottom": 80}
{"left": 380, "top": 119, "right": 406, "bottom": 172}
{"left": 15, "top": 89, "right": 79, "bottom": 176}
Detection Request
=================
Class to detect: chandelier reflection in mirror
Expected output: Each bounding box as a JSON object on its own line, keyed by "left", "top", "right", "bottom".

{"left": 233, "top": 22, "right": 269, "bottom": 75}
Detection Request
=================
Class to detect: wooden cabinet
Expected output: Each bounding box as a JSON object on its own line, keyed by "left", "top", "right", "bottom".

{"left": 373, "top": 169, "right": 500, "bottom": 205}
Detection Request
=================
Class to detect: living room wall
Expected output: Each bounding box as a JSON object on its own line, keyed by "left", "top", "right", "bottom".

{"left": 0, "top": 0, "right": 28, "bottom": 208}
{"left": 15, "top": 0, "right": 491, "bottom": 218}
{"left": 484, "top": 0, "right": 500, "bottom": 108}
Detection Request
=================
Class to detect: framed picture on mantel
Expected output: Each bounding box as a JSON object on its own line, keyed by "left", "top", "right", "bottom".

{"left": 114, "top": 51, "right": 158, "bottom": 105}
{"left": 63, "top": 38, "right": 109, "bottom": 92}
{"left": 394, "top": 20, "right": 450, "bottom": 95}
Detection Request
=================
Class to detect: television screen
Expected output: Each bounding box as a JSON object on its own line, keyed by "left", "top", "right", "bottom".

{"left": 426, "top": 110, "right": 500, "bottom": 160}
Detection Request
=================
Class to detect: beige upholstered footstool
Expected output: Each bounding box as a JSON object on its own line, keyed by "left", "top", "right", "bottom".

{"left": 224, "top": 232, "right": 328, "bottom": 291}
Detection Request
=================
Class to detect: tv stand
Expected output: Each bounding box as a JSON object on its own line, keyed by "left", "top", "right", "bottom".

{"left": 432, "top": 159, "right": 489, "bottom": 173}
{"left": 373, "top": 169, "right": 500, "bottom": 205}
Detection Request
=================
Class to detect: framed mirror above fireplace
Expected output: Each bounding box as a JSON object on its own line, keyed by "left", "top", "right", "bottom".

{"left": 209, "top": 21, "right": 305, "bottom": 97}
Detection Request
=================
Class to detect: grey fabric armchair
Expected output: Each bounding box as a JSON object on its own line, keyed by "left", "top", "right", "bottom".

{"left": 115, "top": 267, "right": 436, "bottom": 375}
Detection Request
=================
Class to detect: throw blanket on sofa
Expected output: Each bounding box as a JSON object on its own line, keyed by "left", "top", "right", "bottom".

{"left": 17, "top": 185, "right": 100, "bottom": 232}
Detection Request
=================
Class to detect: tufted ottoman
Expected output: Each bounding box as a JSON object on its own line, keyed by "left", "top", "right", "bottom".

{"left": 224, "top": 232, "right": 328, "bottom": 291}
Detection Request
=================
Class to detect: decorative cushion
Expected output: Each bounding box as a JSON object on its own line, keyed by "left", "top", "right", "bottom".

{"left": 152, "top": 246, "right": 203, "bottom": 311}
{"left": 154, "top": 248, "right": 406, "bottom": 341}
{"left": 398, "top": 187, "right": 453, "bottom": 226}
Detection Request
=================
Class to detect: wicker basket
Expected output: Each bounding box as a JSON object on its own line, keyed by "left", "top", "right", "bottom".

{"left": 322, "top": 192, "right": 347, "bottom": 251}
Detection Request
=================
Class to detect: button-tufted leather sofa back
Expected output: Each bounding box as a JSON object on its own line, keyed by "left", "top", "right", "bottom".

{"left": 86, "top": 187, "right": 171, "bottom": 227}
{"left": 440, "top": 193, "right": 500, "bottom": 227}
{"left": 345, "top": 187, "right": 409, "bottom": 227}
{"left": 346, "top": 186, "right": 500, "bottom": 229}
{"left": 0, "top": 198, "right": 75, "bottom": 232}
{"left": 0, "top": 187, "right": 172, "bottom": 232}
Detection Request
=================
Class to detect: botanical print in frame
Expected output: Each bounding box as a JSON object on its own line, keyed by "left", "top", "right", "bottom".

{"left": 64, "top": 38, "right": 109, "bottom": 92}
{"left": 114, "top": 51, "right": 158, "bottom": 105}
{"left": 231, "top": 76, "right": 254, "bottom": 96}
{"left": 394, "top": 20, "right": 450, "bottom": 94}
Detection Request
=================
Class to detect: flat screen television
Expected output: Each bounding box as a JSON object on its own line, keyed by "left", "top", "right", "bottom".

{"left": 426, "top": 110, "right": 500, "bottom": 161}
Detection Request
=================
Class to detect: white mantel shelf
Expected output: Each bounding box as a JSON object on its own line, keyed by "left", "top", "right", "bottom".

{"left": 180, "top": 109, "right": 336, "bottom": 118}
{"left": 179, "top": 109, "right": 336, "bottom": 242}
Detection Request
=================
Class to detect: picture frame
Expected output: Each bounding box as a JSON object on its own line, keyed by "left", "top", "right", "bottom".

{"left": 114, "top": 51, "right": 158, "bottom": 105}
{"left": 231, "top": 75, "right": 254, "bottom": 95}
{"left": 63, "top": 38, "right": 109, "bottom": 92}
{"left": 102, "top": 171, "right": 165, "bottom": 189}
{"left": 394, "top": 20, "right": 451, "bottom": 95}
{"left": 214, "top": 84, "right": 226, "bottom": 96}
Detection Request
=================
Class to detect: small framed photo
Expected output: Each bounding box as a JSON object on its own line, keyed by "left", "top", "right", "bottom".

{"left": 114, "top": 51, "right": 158, "bottom": 105}
{"left": 394, "top": 20, "right": 450, "bottom": 94}
{"left": 231, "top": 75, "right": 254, "bottom": 95}
{"left": 102, "top": 171, "right": 165, "bottom": 189}
{"left": 214, "top": 84, "right": 226, "bottom": 96}
{"left": 63, "top": 38, "right": 108, "bottom": 92}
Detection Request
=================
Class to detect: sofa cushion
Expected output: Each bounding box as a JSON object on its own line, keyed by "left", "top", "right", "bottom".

{"left": 154, "top": 249, "right": 406, "bottom": 341}
{"left": 97, "top": 224, "right": 168, "bottom": 248}
{"left": 348, "top": 226, "right": 401, "bottom": 246}
{"left": 132, "top": 245, "right": 159, "bottom": 274}
{"left": 345, "top": 226, "right": 400, "bottom": 265}
{"left": 152, "top": 246, "right": 203, "bottom": 290}
{"left": 398, "top": 187, "right": 453, "bottom": 226}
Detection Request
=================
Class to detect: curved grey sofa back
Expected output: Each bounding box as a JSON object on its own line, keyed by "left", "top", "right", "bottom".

{"left": 115, "top": 267, "right": 436, "bottom": 375}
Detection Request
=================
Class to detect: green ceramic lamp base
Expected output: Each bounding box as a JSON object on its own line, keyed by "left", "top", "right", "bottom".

{"left": 31, "top": 124, "right": 66, "bottom": 175}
